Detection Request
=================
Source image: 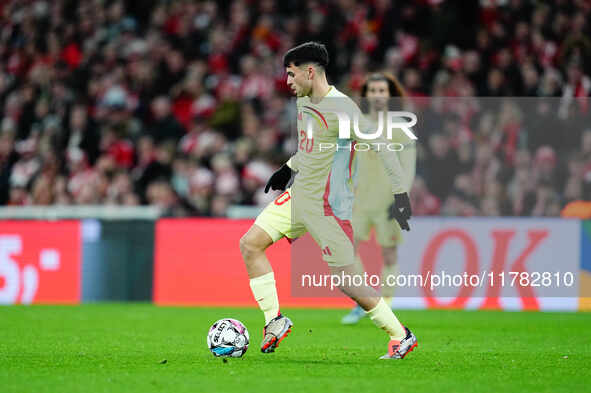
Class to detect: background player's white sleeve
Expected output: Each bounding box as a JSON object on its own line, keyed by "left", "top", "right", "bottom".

{"left": 353, "top": 109, "right": 407, "bottom": 194}
{"left": 372, "top": 137, "right": 406, "bottom": 194}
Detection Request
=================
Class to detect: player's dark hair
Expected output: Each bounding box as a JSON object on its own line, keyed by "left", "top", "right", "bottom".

{"left": 360, "top": 72, "right": 407, "bottom": 113}
{"left": 283, "top": 42, "right": 329, "bottom": 70}
{"left": 361, "top": 72, "right": 406, "bottom": 98}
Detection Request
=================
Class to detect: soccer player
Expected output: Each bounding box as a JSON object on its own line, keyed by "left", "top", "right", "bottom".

{"left": 341, "top": 73, "right": 417, "bottom": 324}
{"left": 239, "top": 42, "right": 418, "bottom": 359}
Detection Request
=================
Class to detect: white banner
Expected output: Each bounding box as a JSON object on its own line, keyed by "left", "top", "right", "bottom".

{"left": 391, "top": 218, "right": 580, "bottom": 311}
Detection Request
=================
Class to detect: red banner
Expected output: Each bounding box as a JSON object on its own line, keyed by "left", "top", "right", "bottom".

{"left": 153, "top": 218, "right": 582, "bottom": 311}
{"left": 0, "top": 221, "right": 81, "bottom": 304}
{"left": 153, "top": 219, "right": 353, "bottom": 307}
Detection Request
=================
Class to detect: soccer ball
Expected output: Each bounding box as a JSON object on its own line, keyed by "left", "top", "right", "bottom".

{"left": 207, "top": 318, "right": 250, "bottom": 358}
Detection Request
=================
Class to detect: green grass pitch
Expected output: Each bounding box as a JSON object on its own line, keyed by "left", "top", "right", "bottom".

{"left": 1, "top": 304, "right": 590, "bottom": 393}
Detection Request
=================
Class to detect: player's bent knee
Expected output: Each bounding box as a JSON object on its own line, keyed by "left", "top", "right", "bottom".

{"left": 239, "top": 233, "right": 255, "bottom": 259}
{"left": 239, "top": 226, "right": 271, "bottom": 260}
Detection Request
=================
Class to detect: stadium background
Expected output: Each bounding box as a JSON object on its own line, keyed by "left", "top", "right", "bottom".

{"left": 0, "top": 0, "right": 589, "bottom": 311}
{"left": 1, "top": 2, "right": 591, "bottom": 393}
{"left": 0, "top": 0, "right": 590, "bottom": 215}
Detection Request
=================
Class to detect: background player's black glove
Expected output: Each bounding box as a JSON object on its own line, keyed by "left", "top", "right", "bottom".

{"left": 388, "top": 192, "right": 412, "bottom": 231}
{"left": 264, "top": 164, "right": 293, "bottom": 193}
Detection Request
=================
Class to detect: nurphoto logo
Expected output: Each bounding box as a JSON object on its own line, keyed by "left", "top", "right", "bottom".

{"left": 307, "top": 111, "right": 418, "bottom": 152}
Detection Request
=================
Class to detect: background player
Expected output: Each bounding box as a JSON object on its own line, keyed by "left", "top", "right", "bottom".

{"left": 342, "top": 73, "right": 417, "bottom": 324}
{"left": 239, "top": 42, "right": 417, "bottom": 359}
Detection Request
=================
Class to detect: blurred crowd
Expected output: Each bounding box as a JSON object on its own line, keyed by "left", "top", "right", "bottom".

{"left": 0, "top": 0, "right": 590, "bottom": 217}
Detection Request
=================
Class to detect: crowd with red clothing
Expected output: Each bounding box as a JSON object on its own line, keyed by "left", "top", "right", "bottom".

{"left": 0, "top": 0, "right": 590, "bottom": 216}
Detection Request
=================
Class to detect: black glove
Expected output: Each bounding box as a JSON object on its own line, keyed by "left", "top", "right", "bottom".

{"left": 388, "top": 192, "right": 412, "bottom": 231}
{"left": 264, "top": 164, "right": 293, "bottom": 193}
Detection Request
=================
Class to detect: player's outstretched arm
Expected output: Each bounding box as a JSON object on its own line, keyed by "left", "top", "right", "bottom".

{"left": 352, "top": 106, "right": 412, "bottom": 230}
{"left": 376, "top": 145, "right": 412, "bottom": 230}
{"left": 363, "top": 139, "right": 413, "bottom": 230}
